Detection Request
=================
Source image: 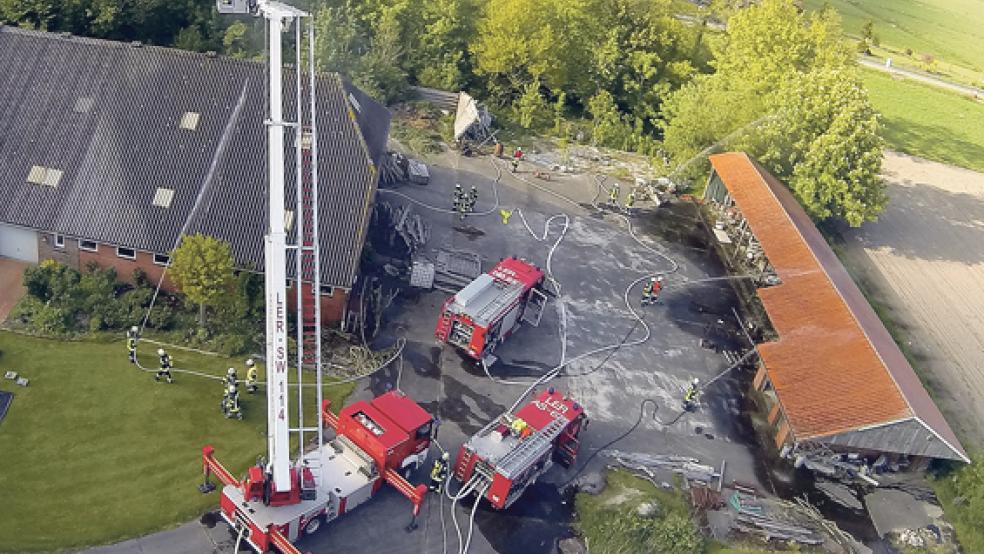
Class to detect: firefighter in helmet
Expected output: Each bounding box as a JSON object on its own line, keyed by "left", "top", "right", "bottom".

{"left": 223, "top": 382, "right": 243, "bottom": 420}
{"left": 245, "top": 359, "right": 258, "bottom": 393}
{"left": 126, "top": 326, "right": 139, "bottom": 364}
{"left": 429, "top": 452, "right": 450, "bottom": 493}
{"left": 156, "top": 348, "right": 173, "bottom": 383}
{"left": 683, "top": 378, "right": 700, "bottom": 411}
{"left": 225, "top": 367, "right": 237, "bottom": 388}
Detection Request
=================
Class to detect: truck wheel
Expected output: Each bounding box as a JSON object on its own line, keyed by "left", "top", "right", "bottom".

{"left": 303, "top": 516, "right": 322, "bottom": 535}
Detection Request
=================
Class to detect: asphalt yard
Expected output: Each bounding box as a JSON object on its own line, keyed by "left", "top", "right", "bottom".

{"left": 295, "top": 152, "right": 766, "bottom": 554}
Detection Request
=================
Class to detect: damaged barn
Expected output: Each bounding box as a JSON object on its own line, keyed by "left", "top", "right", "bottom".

{"left": 701, "top": 152, "right": 969, "bottom": 478}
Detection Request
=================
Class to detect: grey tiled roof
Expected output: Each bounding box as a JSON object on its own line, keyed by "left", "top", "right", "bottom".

{"left": 0, "top": 26, "right": 390, "bottom": 288}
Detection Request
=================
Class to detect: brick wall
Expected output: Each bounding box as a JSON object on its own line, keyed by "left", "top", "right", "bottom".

{"left": 78, "top": 243, "right": 174, "bottom": 290}
{"left": 286, "top": 282, "right": 349, "bottom": 324}
{"left": 38, "top": 233, "right": 80, "bottom": 268}
{"left": 74, "top": 239, "right": 350, "bottom": 323}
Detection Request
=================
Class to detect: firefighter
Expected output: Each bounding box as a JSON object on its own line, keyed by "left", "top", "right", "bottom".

{"left": 467, "top": 186, "right": 478, "bottom": 213}
{"left": 609, "top": 183, "right": 620, "bottom": 207}
{"left": 225, "top": 367, "right": 237, "bottom": 389}
{"left": 245, "top": 359, "right": 258, "bottom": 393}
{"left": 651, "top": 276, "right": 663, "bottom": 304}
{"left": 223, "top": 383, "right": 243, "bottom": 420}
{"left": 156, "top": 348, "right": 173, "bottom": 383}
{"left": 429, "top": 452, "right": 450, "bottom": 493}
{"left": 126, "top": 326, "right": 139, "bottom": 364}
{"left": 511, "top": 146, "right": 524, "bottom": 172}
{"left": 500, "top": 208, "right": 513, "bottom": 225}
{"left": 683, "top": 378, "right": 700, "bottom": 411}
{"left": 625, "top": 191, "right": 637, "bottom": 215}
{"left": 453, "top": 183, "right": 463, "bottom": 211}
{"left": 641, "top": 278, "right": 654, "bottom": 306}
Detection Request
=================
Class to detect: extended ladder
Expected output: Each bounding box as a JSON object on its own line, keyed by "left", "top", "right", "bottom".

{"left": 497, "top": 415, "right": 569, "bottom": 478}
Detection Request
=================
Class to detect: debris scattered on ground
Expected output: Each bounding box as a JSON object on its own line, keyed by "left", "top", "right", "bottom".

{"left": 375, "top": 201, "right": 429, "bottom": 255}
{"left": 15, "top": 377, "right": 28, "bottom": 387}
{"left": 815, "top": 478, "right": 863, "bottom": 510}
{"left": 431, "top": 247, "right": 482, "bottom": 292}
{"left": 603, "top": 450, "right": 719, "bottom": 483}
{"left": 3, "top": 371, "right": 17, "bottom": 380}
{"left": 574, "top": 471, "right": 606, "bottom": 496}
{"left": 379, "top": 151, "right": 410, "bottom": 186}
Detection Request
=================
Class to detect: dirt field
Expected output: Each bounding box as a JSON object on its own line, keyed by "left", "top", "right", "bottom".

{"left": 840, "top": 151, "right": 984, "bottom": 451}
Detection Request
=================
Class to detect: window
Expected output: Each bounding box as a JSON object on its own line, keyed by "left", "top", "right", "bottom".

{"left": 116, "top": 246, "right": 136, "bottom": 260}
{"left": 73, "top": 97, "right": 94, "bottom": 114}
{"left": 284, "top": 209, "right": 295, "bottom": 231}
{"left": 152, "top": 187, "right": 175, "bottom": 209}
{"left": 26, "top": 166, "right": 62, "bottom": 188}
{"left": 153, "top": 253, "right": 170, "bottom": 266}
{"left": 54, "top": 234, "right": 65, "bottom": 249}
{"left": 79, "top": 240, "right": 98, "bottom": 252}
{"left": 178, "top": 111, "right": 200, "bottom": 131}
{"left": 285, "top": 279, "right": 293, "bottom": 289}
{"left": 320, "top": 285, "right": 333, "bottom": 297}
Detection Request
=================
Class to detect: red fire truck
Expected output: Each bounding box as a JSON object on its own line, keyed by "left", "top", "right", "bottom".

{"left": 452, "top": 388, "right": 587, "bottom": 509}
{"left": 201, "top": 391, "right": 433, "bottom": 553}
{"left": 435, "top": 257, "right": 549, "bottom": 364}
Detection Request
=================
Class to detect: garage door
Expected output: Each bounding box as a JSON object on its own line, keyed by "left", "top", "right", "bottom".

{"left": 0, "top": 224, "right": 39, "bottom": 263}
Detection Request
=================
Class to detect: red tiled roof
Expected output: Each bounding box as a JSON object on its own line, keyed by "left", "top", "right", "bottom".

{"left": 708, "top": 152, "right": 967, "bottom": 461}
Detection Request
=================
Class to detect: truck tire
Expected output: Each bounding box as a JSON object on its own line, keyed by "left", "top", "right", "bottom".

{"left": 303, "top": 516, "right": 323, "bottom": 535}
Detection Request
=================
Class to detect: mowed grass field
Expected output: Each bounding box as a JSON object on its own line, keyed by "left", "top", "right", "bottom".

{"left": 863, "top": 68, "right": 984, "bottom": 172}
{"left": 0, "top": 332, "right": 353, "bottom": 552}
{"left": 804, "top": 0, "right": 984, "bottom": 72}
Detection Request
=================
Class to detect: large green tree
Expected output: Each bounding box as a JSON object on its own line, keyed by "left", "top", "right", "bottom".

{"left": 661, "top": 0, "right": 885, "bottom": 226}
{"left": 169, "top": 234, "right": 235, "bottom": 326}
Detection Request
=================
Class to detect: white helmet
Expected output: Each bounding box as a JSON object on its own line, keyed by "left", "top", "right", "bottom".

{"left": 228, "top": 367, "right": 236, "bottom": 376}
{"left": 442, "top": 452, "right": 450, "bottom": 461}
{"left": 157, "top": 348, "right": 165, "bottom": 356}
{"left": 246, "top": 359, "right": 255, "bottom": 367}
{"left": 692, "top": 378, "right": 700, "bottom": 386}
{"left": 657, "top": 276, "right": 664, "bottom": 283}
{"left": 651, "top": 276, "right": 658, "bottom": 283}
{"left": 130, "top": 326, "right": 139, "bottom": 334}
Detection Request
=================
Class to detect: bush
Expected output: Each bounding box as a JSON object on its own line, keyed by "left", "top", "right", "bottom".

{"left": 213, "top": 333, "right": 250, "bottom": 356}
{"left": 24, "top": 260, "right": 81, "bottom": 303}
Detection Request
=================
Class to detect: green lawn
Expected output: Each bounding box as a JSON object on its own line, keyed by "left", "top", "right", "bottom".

{"left": 0, "top": 332, "right": 353, "bottom": 552}
{"left": 804, "top": 0, "right": 984, "bottom": 72}
{"left": 863, "top": 68, "right": 984, "bottom": 172}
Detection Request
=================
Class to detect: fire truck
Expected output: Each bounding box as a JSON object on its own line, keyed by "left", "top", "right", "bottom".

{"left": 199, "top": 2, "right": 433, "bottom": 552}
{"left": 435, "top": 256, "right": 549, "bottom": 364}
{"left": 202, "top": 392, "right": 433, "bottom": 553}
{"left": 452, "top": 388, "right": 587, "bottom": 509}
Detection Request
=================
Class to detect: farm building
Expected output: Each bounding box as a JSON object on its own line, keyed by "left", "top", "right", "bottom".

{"left": 0, "top": 26, "right": 390, "bottom": 322}
{"left": 703, "top": 152, "right": 969, "bottom": 463}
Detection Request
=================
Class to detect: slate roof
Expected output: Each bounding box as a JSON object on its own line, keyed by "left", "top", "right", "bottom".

{"left": 0, "top": 26, "right": 390, "bottom": 288}
{"left": 708, "top": 152, "right": 968, "bottom": 462}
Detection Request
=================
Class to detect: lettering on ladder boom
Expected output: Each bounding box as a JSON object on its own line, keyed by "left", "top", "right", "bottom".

{"left": 275, "top": 294, "right": 287, "bottom": 420}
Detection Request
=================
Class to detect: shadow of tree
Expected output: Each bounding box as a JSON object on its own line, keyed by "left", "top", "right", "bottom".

{"left": 849, "top": 179, "right": 984, "bottom": 264}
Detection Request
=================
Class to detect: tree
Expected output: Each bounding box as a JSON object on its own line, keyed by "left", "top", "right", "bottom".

{"left": 222, "top": 21, "right": 249, "bottom": 59}
{"left": 174, "top": 25, "right": 205, "bottom": 52}
{"left": 169, "top": 234, "right": 235, "bottom": 326}
{"left": 660, "top": 0, "right": 884, "bottom": 226}
{"left": 514, "top": 79, "right": 548, "bottom": 129}
{"left": 588, "top": 90, "right": 631, "bottom": 149}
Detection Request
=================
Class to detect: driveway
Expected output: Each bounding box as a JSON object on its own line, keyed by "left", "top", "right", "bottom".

{"left": 0, "top": 258, "right": 29, "bottom": 323}
{"left": 840, "top": 151, "right": 984, "bottom": 450}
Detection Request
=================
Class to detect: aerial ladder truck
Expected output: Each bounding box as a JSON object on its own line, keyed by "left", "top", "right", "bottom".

{"left": 199, "top": 2, "right": 433, "bottom": 551}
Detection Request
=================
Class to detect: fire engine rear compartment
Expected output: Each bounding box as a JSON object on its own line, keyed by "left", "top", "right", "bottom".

{"left": 219, "top": 437, "right": 377, "bottom": 542}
